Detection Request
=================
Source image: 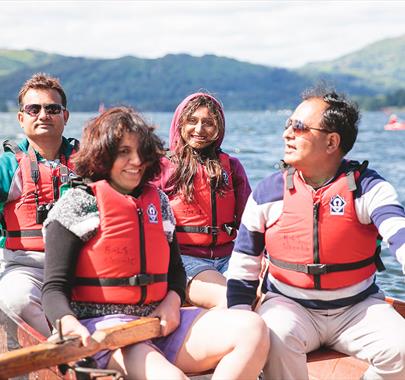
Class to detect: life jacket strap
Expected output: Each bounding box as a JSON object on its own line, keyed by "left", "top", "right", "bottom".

{"left": 67, "top": 137, "right": 80, "bottom": 151}
{"left": 2, "top": 140, "right": 40, "bottom": 184}
{"left": 0, "top": 229, "right": 43, "bottom": 237}
{"left": 346, "top": 171, "right": 357, "bottom": 191}
{"left": 223, "top": 222, "right": 237, "bottom": 236}
{"left": 3, "top": 139, "right": 21, "bottom": 153}
{"left": 176, "top": 225, "right": 220, "bottom": 234}
{"left": 279, "top": 161, "right": 296, "bottom": 190}
{"left": 176, "top": 221, "right": 236, "bottom": 235}
{"left": 374, "top": 236, "right": 386, "bottom": 272}
{"left": 269, "top": 255, "right": 378, "bottom": 275}
{"left": 346, "top": 160, "right": 369, "bottom": 191}
{"left": 75, "top": 273, "right": 168, "bottom": 287}
{"left": 286, "top": 166, "right": 296, "bottom": 190}
{"left": 59, "top": 165, "right": 69, "bottom": 184}
{"left": 28, "top": 146, "right": 40, "bottom": 184}
{"left": 65, "top": 176, "right": 94, "bottom": 195}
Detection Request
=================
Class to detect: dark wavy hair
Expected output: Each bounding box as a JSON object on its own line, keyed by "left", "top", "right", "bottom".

{"left": 302, "top": 86, "right": 360, "bottom": 154}
{"left": 18, "top": 72, "right": 67, "bottom": 107}
{"left": 73, "top": 106, "right": 164, "bottom": 184}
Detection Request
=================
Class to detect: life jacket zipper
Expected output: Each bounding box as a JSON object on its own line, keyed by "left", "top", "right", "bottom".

{"left": 137, "top": 208, "right": 147, "bottom": 304}
{"left": 313, "top": 202, "right": 321, "bottom": 289}
{"left": 210, "top": 179, "right": 218, "bottom": 247}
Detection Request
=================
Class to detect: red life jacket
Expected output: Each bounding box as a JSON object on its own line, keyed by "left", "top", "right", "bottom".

{"left": 72, "top": 180, "right": 169, "bottom": 305}
{"left": 169, "top": 152, "right": 237, "bottom": 249}
{"left": 265, "top": 162, "right": 381, "bottom": 290}
{"left": 2, "top": 140, "right": 78, "bottom": 251}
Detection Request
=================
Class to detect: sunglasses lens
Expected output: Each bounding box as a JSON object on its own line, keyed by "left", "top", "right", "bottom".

{"left": 294, "top": 121, "right": 303, "bottom": 131}
{"left": 24, "top": 104, "right": 41, "bottom": 116}
{"left": 22, "top": 103, "right": 64, "bottom": 116}
{"left": 285, "top": 119, "right": 308, "bottom": 133}
{"left": 291, "top": 120, "right": 306, "bottom": 132}
{"left": 45, "top": 104, "right": 63, "bottom": 114}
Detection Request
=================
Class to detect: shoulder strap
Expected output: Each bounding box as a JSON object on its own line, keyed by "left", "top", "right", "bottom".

{"left": 59, "top": 166, "right": 69, "bottom": 184}
{"left": 346, "top": 160, "right": 368, "bottom": 192}
{"left": 67, "top": 176, "right": 94, "bottom": 195}
{"left": 27, "top": 146, "right": 40, "bottom": 184}
{"left": 286, "top": 166, "right": 296, "bottom": 190}
{"left": 3, "top": 141, "right": 40, "bottom": 184}
{"left": 3, "top": 139, "right": 22, "bottom": 154}
{"left": 278, "top": 160, "right": 296, "bottom": 190}
{"left": 67, "top": 137, "right": 80, "bottom": 151}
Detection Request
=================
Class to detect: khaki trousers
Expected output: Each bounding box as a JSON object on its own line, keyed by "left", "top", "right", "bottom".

{"left": 259, "top": 291, "right": 405, "bottom": 380}
{"left": 0, "top": 264, "right": 51, "bottom": 337}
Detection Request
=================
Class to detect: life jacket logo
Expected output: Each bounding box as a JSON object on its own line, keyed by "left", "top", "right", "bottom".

{"left": 330, "top": 195, "right": 346, "bottom": 215}
{"left": 222, "top": 170, "right": 229, "bottom": 186}
{"left": 147, "top": 204, "right": 158, "bottom": 223}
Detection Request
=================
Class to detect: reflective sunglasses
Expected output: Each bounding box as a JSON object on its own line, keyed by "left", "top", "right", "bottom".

{"left": 20, "top": 103, "right": 66, "bottom": 117}
{"left": 284, "top": 118, "right": 329, "bottom": 134}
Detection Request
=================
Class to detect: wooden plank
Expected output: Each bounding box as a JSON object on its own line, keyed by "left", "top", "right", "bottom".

{"left": 0, "top": 317, "right": 161, "bottom": 379}
{"left": 0, "top": 302, "right": 68, "bottom": 379}
{"left": 308, "top": 356, "right": 368, "bottom": 380}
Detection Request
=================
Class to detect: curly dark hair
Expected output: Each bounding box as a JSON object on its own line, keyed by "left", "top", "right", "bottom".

{"left": 302, "top": 85, "right": 360, "bottom": 154}
{"left": 18, "top": 72, "right": 67, "bottom": 107}
{"left": 73, "top": 106, "right": 164, "bottom": 184}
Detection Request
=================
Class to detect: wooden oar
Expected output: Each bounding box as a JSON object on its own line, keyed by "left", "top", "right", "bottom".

{"left": 0, "top": 317, "right": 161, "bottom": 379}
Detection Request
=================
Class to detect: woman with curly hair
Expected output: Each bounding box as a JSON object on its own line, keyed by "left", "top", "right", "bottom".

{"left": 42, "top": 106, "right": 268, "bottom": 379}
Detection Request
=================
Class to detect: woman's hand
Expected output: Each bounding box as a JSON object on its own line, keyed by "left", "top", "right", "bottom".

{"left": 150, "top": 291, "right": 181, "bottom": 336}
{"left": 58, "top": 314, "right": 92, "bottom": 346}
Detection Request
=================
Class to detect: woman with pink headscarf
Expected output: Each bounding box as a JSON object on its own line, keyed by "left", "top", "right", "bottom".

{"left": 155, "top": 93, "right": 251, "bottom": 308}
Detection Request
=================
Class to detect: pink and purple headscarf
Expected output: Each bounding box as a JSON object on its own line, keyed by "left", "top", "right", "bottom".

{"left": 169, "top": 92, "right": 225, "bottom": 151}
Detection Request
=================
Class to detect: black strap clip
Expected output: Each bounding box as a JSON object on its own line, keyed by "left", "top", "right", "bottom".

{"left": 223, "top": 223, "right": 236, "bottom": 236}
{"left": 129, "top": 274, "right": 153, "bottom": 286}
{"left": 306, "top": 264, "right": 328, "bottom": 275}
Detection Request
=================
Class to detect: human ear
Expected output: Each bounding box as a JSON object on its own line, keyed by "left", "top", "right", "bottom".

{"left": 326, "top": 132, "right": 340, "bottom": 153}
{"left": 63, "top": 110, "right": 70, "bottom": 124}
{"left": 17, "top": 112, "right": 24, "bottom": 128}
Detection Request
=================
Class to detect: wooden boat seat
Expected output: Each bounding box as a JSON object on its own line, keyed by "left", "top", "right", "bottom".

{"left": 307, "top": 347, "right": 369, "bottom": 380}
{"left": 307, "top": 347, "right": 348, "bottom": 362}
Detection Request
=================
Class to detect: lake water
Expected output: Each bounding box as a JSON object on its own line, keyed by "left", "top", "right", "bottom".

{"left": 1, "top": 110, "right": 405, "bottom": 298}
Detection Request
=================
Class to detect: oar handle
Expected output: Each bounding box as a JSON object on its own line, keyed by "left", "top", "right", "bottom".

{"left": 0, "top": 317, "right": 161, "bottom": 379}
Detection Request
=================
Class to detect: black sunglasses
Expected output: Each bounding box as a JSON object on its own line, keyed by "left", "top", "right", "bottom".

{"left": 284, "top": 118, "right": 329, "bottom": 133}
{"left": 20, "top": 103, "right": 66, "bottom": 117}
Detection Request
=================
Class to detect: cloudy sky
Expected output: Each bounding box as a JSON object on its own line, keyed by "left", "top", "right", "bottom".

{"left": 1, "top": 0, "right": 405, "bottom": 68}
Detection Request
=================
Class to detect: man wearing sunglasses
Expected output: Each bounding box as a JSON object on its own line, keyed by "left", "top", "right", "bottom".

{"left": 0, "top": 73, "right": 78, "bottom": 336}
{"left": 227, "top": 87, "right": 405, "bottom": 379}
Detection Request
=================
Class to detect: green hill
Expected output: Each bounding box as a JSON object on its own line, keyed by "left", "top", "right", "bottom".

{"left": 301, "top": 34, "right": 405, "bottom": 91}
{"left": 0, "top": 34, "right": 404, "bottom": 111}
{"left": 0, "top": 53, "right": 315, "bottom": 111}
{"left": 0, "top": 49, "right": 63, "bottom": 77}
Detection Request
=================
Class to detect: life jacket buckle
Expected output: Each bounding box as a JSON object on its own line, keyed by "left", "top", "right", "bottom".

{"left": 306, "top": 264, "right": 327, "bottom": 275}
{"left": 209, "top": 226, "right": 220, "bottom": 235}
{"left": 129, "top": 274, "right": 152, "bottom": 286}
{"left": 223, "top": 224, "right": 234, "bottom": 236}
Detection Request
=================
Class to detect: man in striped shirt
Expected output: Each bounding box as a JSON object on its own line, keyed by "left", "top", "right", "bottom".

{"left": 227, "top": 87, "right": 405, "bottom": 380}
